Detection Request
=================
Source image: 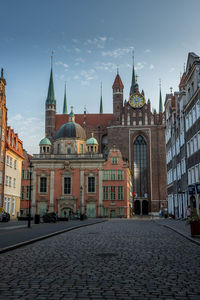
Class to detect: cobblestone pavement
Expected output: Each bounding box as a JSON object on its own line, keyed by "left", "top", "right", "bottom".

{"left": 0, "top": 219, "right": 200, "bottom": 300}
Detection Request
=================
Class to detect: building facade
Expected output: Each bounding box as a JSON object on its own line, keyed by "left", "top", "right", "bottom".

{"left": 41, "top": 59, "right": 166, "bottom": 216}
{"left": 31, "top": 114, "right": 132, "bottom": 218}
{"left": 0, "top": 69, "right": 7, "bottom": 209}
{"left": 165, "top": 52, "right": 200, "bottom": 217}
{"left": 4, "top": 127, "right": 24, "bottom": 219}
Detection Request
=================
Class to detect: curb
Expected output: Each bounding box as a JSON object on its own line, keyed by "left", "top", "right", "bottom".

{"left": 153, "top": 220, "right": 200, "bottom": 246}
{"left": 0, "top": 220, "right": 107, "bottom": 254}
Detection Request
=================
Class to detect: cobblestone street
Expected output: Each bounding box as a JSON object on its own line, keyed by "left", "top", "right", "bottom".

{"left": 0, "top": 220, "right": 200, "bottom": 300}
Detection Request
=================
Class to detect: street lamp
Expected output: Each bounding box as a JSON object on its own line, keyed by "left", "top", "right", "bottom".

{"left": 28, "top": 162, "right": 33, "bottom": 228}
{"left": 80, "top": 186, "right": 83, "bottom": 221}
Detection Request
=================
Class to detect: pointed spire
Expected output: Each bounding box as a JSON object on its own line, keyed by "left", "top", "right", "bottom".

{"left": 159, "top": 79, "right": 163, "bottom": 113}
{"left": 63, "top": 82, "right": 68, "bottom": 114}
{"left": 130, "top": 51, "right": 136, "bottom": 94}
{"left": 46, "top": 54, "right": 56, "bottom": 105}
{"left": 99, "top": 82, "right": 103, "bottom": 114}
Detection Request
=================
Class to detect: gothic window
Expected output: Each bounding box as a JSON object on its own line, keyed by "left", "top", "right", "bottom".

{"left": 133, "top": 135, "right": 148, "bottom": 198}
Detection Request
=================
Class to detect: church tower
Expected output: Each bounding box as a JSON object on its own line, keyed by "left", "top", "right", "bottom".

{"left": 45, "top": 59, "right": 56, "bottom": 142}
{"left": 112, "top": 70, "right": 124, "bottom": 124}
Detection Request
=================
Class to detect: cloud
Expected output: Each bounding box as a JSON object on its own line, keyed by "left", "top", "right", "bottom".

{"left": 73, "top": 75, "right": 80, "bottom": 80}
{"left": 75, "top": 48, "right": 81, "bottom": 52}
{"left": 74, "top": 57, "right": 85, "bottom": 66}
{"left": 144, "top": 49, "right": 151, "bottom": 53}
{"left": 87, "top": 50, "right": 92, "bottom": 54}
{"left": 135, "top": 62, "right": 146, "bottom": 71}
{"left": 79, "top": 69, "right": 96, "bottom": 86}
{"left": 95, "top": 62, "right": 116, "bottom": 72}
{"left": 72, "top": 39, "right": 79, "bottom": 43}
{"left": 86, "top": 37, "right": 107, "bottom": 48}
{"left": 56, "top": 61, "right": 69, "bottom": 69}
{"left": 149, "top": 64, "right": 154, "bottom": 70}
{"left": 169, "top": 67, "right": 175, "bottom": 72}
{"left": 101, "top": 47, "right": 134, "bottom": 58}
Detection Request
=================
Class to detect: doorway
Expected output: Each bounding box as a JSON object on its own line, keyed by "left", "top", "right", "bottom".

{"left": 142, "top": 200, "right": 148, "bottom": 215}
{"left": 110, "top": 210, "right": 116, "bottom": 218}
{"left": 134, "top": 200, "right": 140, "bottom": 215}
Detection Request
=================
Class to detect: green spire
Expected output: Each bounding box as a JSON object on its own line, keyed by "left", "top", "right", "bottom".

{"left": 99, "top": 82, "right": 103, "bottom": 114}
{"left": 63, "top": 83, "right": 67, "bottom": 114}
{"left": 130, "top": 52, "right": 136, "bottom": 94}
{"left": 159, "top": 79, "right": 163, "bottom": 113}
{"left": 46, "top": 56, "right": 56, "bottom": 105}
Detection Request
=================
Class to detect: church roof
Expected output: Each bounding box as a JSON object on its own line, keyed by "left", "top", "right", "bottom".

{"left": 86, "top": 135, "right": 98, "bottom": 145}
{"left": 46, "top": 68, "right": 56, "bottom": 105}
{"left": 55, "top": 121, "right": 86, "bottom": 140}
{"left": 39, "top": 137, "right": 51, "bottom": 145}
{"left": 56, "top": 113, "right": 113, "bottom": 131}
{"left": 179, "top": 72, "right": 186, "bottom": 91}
{"left": 112, "top": 74, "right": 124, "bottom": 89}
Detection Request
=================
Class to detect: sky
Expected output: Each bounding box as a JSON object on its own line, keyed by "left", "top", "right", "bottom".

{"left": 1, "top": 0, "right": 200, "bottom": 154}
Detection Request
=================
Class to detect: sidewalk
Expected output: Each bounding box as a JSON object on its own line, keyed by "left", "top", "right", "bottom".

{"left": 0, "top": 218, "right": 107, "bottom": 253}
{"left": 154, "top": 217, "right": 200, "bottom": 246}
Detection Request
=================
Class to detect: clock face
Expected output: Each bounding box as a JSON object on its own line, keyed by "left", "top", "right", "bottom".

{"left": 128, "top": 93, "right": 145, "bottom": 108}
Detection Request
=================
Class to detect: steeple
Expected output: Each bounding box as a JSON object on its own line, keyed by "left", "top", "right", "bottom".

{"left": 63, "top": 83, "right": 67, "bottom": 114}
{"left": 99, "top": 82, "right": 103, "bottom": 114}
{"left": 46, "top": 56, "right": 56, "bottom": 105}
{"left": 159, "top": 79, "right": 163, "bottom": 113}
{"left": 130, "top": 52, "right": 136, "bottom": 94}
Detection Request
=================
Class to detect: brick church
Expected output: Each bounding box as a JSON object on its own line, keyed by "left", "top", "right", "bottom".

{"left": 31, "top": 59, "right": 166, "bottom": 217}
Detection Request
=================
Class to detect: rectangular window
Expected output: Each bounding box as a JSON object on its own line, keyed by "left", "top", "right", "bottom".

{"left": 13, "top": 178, "right": 16, "bottom": 188}
{"left": 117, "top": 170, "right": 124, "bottom": 180}
{"left": 1, "top": 150, "right": 4, "bottom": 162}
{"left": 6, "top": 155, "right": 9, "bottom": 166}
{"left": 4, "top": 197, "right": 7, "bottom": 211}
{"left": 110, "top": 170, "right": 116, "bottom": 180}
{"left": 103, "top": 207, "right": 108, "bottom": 217}
{"left": 64, "top": 177, "right": 71, "bottom": 194}
{"left": 9, "top": 177, "right": 11, "bottom": 187}
{"left": 5, "top": 175, "right": 8, "bottom": 186}
{"left": 21, "top": 186, "right": 24, "bottom": 200}
{"left": 112, "top": 157, "right": 118, "bottom": 164}
{"left": 10, "top": 157, "right": 12, "bottom": 168}
{"left": 103, "top": 186, "right": 109, "bottom": 200}
{"left": 12, "top": 199, "right": 15, "bottom": 215}
{"left": 110, "top": 186, "right": 116, "bottom": 200}
{"left": 117, "top": 186, "right": 124, "bottom": 200}
{"left": 27, "top": 170, "right": 30, "bottom": 180}
{"left": 195, "top": 165, "right": 199, "bottom": 183}
{"left": 26, "top": 186, "right": 30, "bottom": 199}
{"left": 118, "top": 207, "right": 124, "bottom": 217}
{"left": 40, "top": 177, "right": 47, "bottom": 193}
{"left": 103, "top": 170, "right": 109, "bottom": 180}
{"left": 7, "top": 198, "right": 11, "bottom": 214}
{"left": 0, "top": 171, "right": 2, "bottom": 184}
{"left": 88, "top": 177, "right": 95, "bottom": 193}
{"left": 22, "top": 170, "right": 25, "bottom": 180}
{"left": 14, "top": 160, "right": 17, "bottom": 169}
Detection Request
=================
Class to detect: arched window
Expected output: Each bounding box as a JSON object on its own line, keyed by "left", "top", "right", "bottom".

{"left": 67, "top": 146, "right": 71, "bottom": 154}
{"left": 133, "top": 135, "right": 148, "bottom": 197}
{"left": 57, "top": 144, "right": 60, "bottom": 154}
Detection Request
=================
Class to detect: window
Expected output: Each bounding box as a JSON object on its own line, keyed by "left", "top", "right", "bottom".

{"left": 117, "top": 170, "right": 123, "bottom": 180}
{"left": 192, "top": 106, "right": 196, "bottom": 124}
{"left": 12, "top": 199, "right": 15, "bottom": 215}
{"left": 110, "top": 170, "right": 116, "bottom": 180}
{"left": 80, "top": 144, "right": 83, "bottom": 154}
{"left": 110, "top": 186, "right": 116, "bottom": 200}
{"left": 133, "top": 135, "right": 148, "bottom": 197}
{"left": 6, "top": 155, "right": 9, "bottom": 166}
{"left": 112, "top": 157, "right": 118, "bottom": 164}
{"left": 27, "top": 170, "right": 30, "bottom": 180}
{"left": 67, "top": 146, "right": 71, "bottom": 154}
{"left": 0, "top": 171, "right": 2, "bottom": 184}
{"left": 40, "top": 177, "right": 47, "bottom": 193}
{"left": 4, "top": 197, "right": 7, "bottom": 211}
{"left": 88, "top": 177, "right": 95, "bottom": 193}
{"left": 10, "top": 157, "right": 12, "bottom": 168}
{"left": 22, "top": 170, "right": 25, "bottom": 180}
{"left": 13, "top": 178, "right": 16, "bottom": 188}
{"left": 195, "top": 165, "right": 199, "bottom": 183}
{"left": 1, "top": 150, "right": 4, "bottom": 162}
{"left": 118, "top": 207, "right": 124, "bottom": 217}
{"left": 7, "top": 198, "right": 11, "bottom": 214}
{"left": 103, "top": 186, "right": 109, "bottom": 200}
{"left": 103, "top": 170, "right": 109, "bottom": 180}
{"left": 21, "top": 186, "right": 24, "bottom": 200}
{"left": 117, "top": 186, "right": 124, "bottom": 200}
{"left": 57, "top": 144, "right": 60, "bottom": 154}
{"left": 9, "top": 177, "right": 11, "bottom": 187}
{"left": 64, "top": 177, "right": 71, "bottom": 194}
{"left": 5, "top": 175, "right": 8, "bottom": 186}
{"left": 26, "top": 186, "right": 30, "bottom": 199}
{"left": 103, "top": 207, "right": 108, "bottom": 217}
{"left": 14, "top": 160, "right": 17, "bottom": 169}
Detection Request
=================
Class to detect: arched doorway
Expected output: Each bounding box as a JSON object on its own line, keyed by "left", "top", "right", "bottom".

{"left": 134, "top": 200, "right": 140, "bottom": 215}
{"left": 142, "top": 200, "right": 148, "bottom": 215}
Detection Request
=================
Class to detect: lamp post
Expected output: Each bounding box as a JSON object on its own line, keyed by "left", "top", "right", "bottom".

{"left": 80, "top": 186, "right": 83, "bottom": 220}
{"left": 28, "top": 162, "right": 33, "bottom": 228}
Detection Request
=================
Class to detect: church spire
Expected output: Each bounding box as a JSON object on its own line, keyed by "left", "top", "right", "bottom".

{"left": 46, "top": 55, "right": 56, "bottom": 105}
{"left": 130, "top": 51, "right": 136, "bottom": 95}
{"left": 63, "top": 83, "right": 67, "bottom": 114}
{"left": 159, "top": 79, "right": 163, "bottom": 113}
{"left": 99, "top": 82, "right": 103, "bottom": 114}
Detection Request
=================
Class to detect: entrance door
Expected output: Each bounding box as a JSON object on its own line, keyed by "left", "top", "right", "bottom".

{"left": 87, "top": 204, "right": 96, "bottom": 218}
{"left": 61, "top": 208, "right": 71, "bottom": 217}
{"left": 134, "top": 200, "right": 140, "bottom": 215}
{"left": 142, "top": 200, "right": 148, "bottom": 215}
{"left": 38, "top": 202, "right": 47, "bottom": 216}
{"left": 110, "top": 210, "right": 115, "bottom": 218}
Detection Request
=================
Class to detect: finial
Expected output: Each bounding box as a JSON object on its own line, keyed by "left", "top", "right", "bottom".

{"left": 51, "top": 51, "right": 54, "bottom": 68}
{"left": 1, "top": 68, "right": 4, "bottom": 78}
{"left": 91, "top": 132, "right": 94, "bottom": 137}
{"left": 170, "top": 87, "right": 173, "bottom": 94}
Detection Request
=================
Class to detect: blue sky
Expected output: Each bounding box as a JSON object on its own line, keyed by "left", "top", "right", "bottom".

{"left": 1, "top": 0, "right": 200, "bottom": 154}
